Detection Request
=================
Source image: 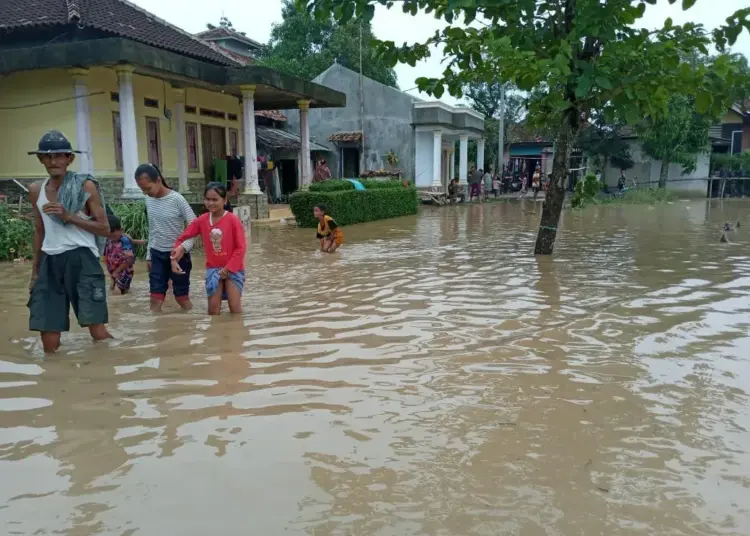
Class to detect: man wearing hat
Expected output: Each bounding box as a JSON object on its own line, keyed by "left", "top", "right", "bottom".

{"left": 27, "top": 130, "right": 112, "bottom": 353}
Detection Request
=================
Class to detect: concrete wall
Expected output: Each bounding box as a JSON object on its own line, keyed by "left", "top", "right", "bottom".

{"left": 0, "top": 69, "right": 77, "bottom": 179}
{"left": 602, "top": 139, "right": 709, "bottom": 194}
{"left": 286, "top": 63, "right": 417, "bottom": 179}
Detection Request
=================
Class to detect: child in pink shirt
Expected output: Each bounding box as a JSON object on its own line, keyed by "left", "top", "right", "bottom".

{"left": 171, "top": 182, "right": 246, "bottom": 315}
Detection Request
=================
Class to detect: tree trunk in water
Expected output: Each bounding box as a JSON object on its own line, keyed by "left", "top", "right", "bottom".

{"left": 534, "top": 116, "right": 575, "bottom": 255}
{"left": 658, "top": 159, "right": 669, "bottom": 189}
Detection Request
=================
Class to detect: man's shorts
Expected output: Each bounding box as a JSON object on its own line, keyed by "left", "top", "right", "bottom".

{"left": 149, "top": 249, "right": 191, "bottom": 302}
{"left": 28, "top": 247, "right": 109, "bottom": 332}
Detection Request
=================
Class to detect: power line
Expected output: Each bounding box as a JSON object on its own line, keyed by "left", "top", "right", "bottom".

{"left": 0, "top": 91, "right": 107, "bottom": 111}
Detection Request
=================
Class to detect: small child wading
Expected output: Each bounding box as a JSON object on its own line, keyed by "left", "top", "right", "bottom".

{"left": 172, "top": 182, "right": 246, "bottom": 315}
{"left": 314, "top": 204, "right": 343, "bottom": 253}
{"left": 104, "top": 215, "right": 136, "bottom": 294}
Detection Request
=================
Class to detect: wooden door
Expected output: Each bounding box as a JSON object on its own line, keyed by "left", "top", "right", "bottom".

{"left": 201, "top": 125, "right": 227, "bottom": 181}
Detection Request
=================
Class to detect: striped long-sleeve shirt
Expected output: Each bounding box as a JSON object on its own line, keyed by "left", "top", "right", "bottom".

{"left": 145, "top": 190, "right": 196, "bottom": 260}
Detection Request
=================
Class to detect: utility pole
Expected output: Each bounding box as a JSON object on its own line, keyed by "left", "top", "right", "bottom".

{"left": 497, "top": 85, "right": 505, "bottom": 174}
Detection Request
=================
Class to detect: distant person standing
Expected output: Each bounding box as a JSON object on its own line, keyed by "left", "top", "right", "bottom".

{"left": 532, "top": 165, "right": 542, "bottom": 200}
{"left": 27, "top": 131, "right": 112, "bottom": 353}
{"left": 313, "top": 159, "right": 332, "bottom": 183}
{"left": 469, "top": 165, "right": 482, "bottom": 201}
{"left": 483, "top": 169, "right": 492, "bottom": 199}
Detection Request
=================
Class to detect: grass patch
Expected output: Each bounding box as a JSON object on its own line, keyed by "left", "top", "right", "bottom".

{"left": 594, "top": 188, "right": 678, "bottom": 206}
{"left": 0, "top": 204, "right": 34, "bottom": 261}
{"left": 110, "top": 202, "right": 149, "bottom": 258}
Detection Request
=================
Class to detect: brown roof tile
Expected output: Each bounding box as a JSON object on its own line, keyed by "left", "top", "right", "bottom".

{"left": 196, "top": 26, "right": 263, "bottom": 49}
{"left": 255, "top": 110, "right": 287, "bottom": 122}
{"left": 0, "top": 0, "right": 239, "bottom": 66}
{"left": 328, "top": 131, "right": 362, "bottom": 142}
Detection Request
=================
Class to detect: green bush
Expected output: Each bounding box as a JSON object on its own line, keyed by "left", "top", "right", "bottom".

{"left": 308, "top": 179, "right": 404, "bottom": 192}
{"left": 290, "top": 186, "right": 418, "bottom": 228}
{"left": 110, "top": 202, "right": 149, "bottom": 258}
{"left": 571, "top": 173, "right": 602, "bottom": 208}
{"left": 0, "top": 204, "right": 34, "bottom": 261}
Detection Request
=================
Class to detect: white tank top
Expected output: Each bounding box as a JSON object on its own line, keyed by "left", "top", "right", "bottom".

{"left": 37, "top": 179, "right": 99, "bottom": 258}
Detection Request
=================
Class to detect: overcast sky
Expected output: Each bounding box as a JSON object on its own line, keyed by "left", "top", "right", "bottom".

{"left": 133, "top": 0, "right": 750, "bottom": 105}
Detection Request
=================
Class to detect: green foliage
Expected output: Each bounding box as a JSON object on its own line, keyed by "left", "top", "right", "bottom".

{"left": 0, "top": 204, "right": 33, "bottom": 261}
{"left": 571, "top": 174, "right": 602, "bottom": 209}
{"left": 110, "top": 202, "right": 149, "bottom": 258}
{"left": 577, "top": 123, "right": 634, "bottom": 172}
{"left": 308, "top": 179, "right": 404, "bottom": 192}
{"left": 711, "top": 151, "right": 750, "bottom": 173}
{"left": 638, "top": 95, "right": 712, "bottom": 187}
{"left": 290, "top": 187, "right": 418, "bottom": 228}
{"left": 261, "top": 0, "right": 397, "bottom": 87}
{"left": 463, "top": 81, "right": 526, "bottom": 169}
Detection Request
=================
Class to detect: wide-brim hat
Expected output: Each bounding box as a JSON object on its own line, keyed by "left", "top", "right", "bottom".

{"left": 28, "top": 130, "right": 81, "bottom": 155}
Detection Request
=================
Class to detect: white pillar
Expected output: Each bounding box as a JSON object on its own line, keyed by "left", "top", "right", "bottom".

{"left": 432, "top": 130, "right": 442, "bottom": 187}
{"left": 115, "top": 65, "right": 143, "bottom": 198}
{"left": 450, "top": 149, "right": 455, "bottom": 182}
{"left": 299, "top": 99, "right": 311, "bottom": 189}
{"left": 70, "top": 68, "right": 94, "bottom": 176}
{"left": 477, "top": 138, "right": 486, "bottom": 172}
{"left": 459, "top": 134, "right": 469, "bottom": 185}
{"left": 241, "top": 85, "right": 261, "bottom": 194}
{"left": 173, "top": 87, "right": 189, "bottom": 193}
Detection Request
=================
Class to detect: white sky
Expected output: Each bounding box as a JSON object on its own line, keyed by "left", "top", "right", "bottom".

{"left": 133, "top": 0, "right": 750, "bottom": 106}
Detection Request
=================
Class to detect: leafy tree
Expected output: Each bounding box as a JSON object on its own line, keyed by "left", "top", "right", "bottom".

{"left": 463, "top": 81, "right": 525, "bottom": 170}
{"left": 261, "top": 1, "right": 398, "bottom": 87}
{"left": 206, "top": 16, "right": 235, "bottom": 31}
{"left": 638, "top": 95, "right": 712, "bottom": 188}
{"left": 303, "top": 0, "right": 750, "bottom": 255}
{"left": 577, "top": 121, "right": 634, "bottom": 182}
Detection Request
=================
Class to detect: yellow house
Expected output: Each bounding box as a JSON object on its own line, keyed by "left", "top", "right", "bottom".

{"left": 0, "top": 0, "right": 345, "bottom": 216}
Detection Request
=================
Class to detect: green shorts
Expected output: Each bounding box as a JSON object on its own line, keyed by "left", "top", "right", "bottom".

{"left": 28, "top": 247, "right": 109, "bottom": 333}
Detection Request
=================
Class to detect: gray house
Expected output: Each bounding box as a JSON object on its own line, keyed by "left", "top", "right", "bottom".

{"left": 287, "top": 63, "right": 485, "bottom": 188}
{"left": 286, "top": 63, "right": 419, "bottom": 179}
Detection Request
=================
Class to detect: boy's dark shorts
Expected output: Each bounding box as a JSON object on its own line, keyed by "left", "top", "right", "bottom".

{"left": 149, "top": 249, "right": 191, "bottom": 302}
{"left": 28, "top": 247, "right": 109, "bottom": 333}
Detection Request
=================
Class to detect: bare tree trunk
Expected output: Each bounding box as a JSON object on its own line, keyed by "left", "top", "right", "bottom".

{"left": 534, "top": 115, "right": 575, "bottom": 255}
{"left": 658, "top": 159, "right": 669, "bottom": 189}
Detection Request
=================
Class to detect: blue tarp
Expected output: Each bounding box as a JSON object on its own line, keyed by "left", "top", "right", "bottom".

{"left": 344, "top": 179, "right": 366, "bottom": 190}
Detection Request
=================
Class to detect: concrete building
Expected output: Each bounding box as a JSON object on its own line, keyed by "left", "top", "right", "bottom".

{"left": 711, "top": 104, "right": 750, "bottom": 154}
{"left": 0, "top": 0, "right": 345, "bottom": 218}
{"left": 286, "top": 63, "right": 485, "bottom": 187}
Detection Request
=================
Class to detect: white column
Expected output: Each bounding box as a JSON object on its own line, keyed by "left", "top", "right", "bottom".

{"left": 450, "top": 149, "right": 455, "bottom": 182}
{"left": 115, "top": 65, "right": 143, "bottom": 198}
{"left": 70, "top": 68, "right": 94, "bottom": 176}
{"left": 432, "top": 130, "right": 442, "bottom": 187}
{"left": 477, "top": 138, "right": 485, "bottom": 172}
{"left": 173, "top": 87, "right": 189, "bottom": 193}
{"left": 299, "top": 99, "right": 311, "bottom": 189}
{"left": 241, "top": 85, "right": 261, "bottom": 194}
{"left": 459, "top": 134, "right": 469, "bottom": 185}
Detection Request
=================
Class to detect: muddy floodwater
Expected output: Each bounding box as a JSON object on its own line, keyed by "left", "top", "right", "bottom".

{"left": 2, "top": 200, "right": 750, "bottom": 535}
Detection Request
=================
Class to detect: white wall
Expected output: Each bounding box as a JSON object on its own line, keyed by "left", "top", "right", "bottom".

{"left": 415, "top": 131, "right": 434, "bottom": 187}
{"left": 602, "top": 139, "right": 708, "bottom": 194}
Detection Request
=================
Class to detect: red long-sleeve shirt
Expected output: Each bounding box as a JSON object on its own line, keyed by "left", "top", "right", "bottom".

{"left": 174, "top": 212, "right": 246, "bottom": 273}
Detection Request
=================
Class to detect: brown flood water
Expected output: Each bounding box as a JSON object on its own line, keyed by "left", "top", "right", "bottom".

{"left": 1, "top": 199, "right": 750, "bottom": 535}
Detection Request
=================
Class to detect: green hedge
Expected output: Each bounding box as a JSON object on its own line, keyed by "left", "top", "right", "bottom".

{"left": 110, "top": 202, "right": 149, "bottom": 258}
{"left": 309, "top": 179, "right": 405, "bottom": 192}
{"left": 290, "top": 187, "right": 418, "bottom": 228}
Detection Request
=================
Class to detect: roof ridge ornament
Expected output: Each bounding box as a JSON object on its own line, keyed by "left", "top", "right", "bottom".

{"left": 66, "top": 0, "right": 81, "bottom": 23}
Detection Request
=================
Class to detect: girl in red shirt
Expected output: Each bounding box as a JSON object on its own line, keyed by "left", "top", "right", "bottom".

{"left": 171, "top": 182, "right": 246, "bottom": 315}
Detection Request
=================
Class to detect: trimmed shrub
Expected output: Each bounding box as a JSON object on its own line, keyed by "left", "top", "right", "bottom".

{"left": 290, "top": 186, "right": 418, "bottom": 228}
{"left": 309, "top": 179, "right": 404, "bottom": 192}
{"left": 0, "top": 204, "right": 34, "bottom": 261}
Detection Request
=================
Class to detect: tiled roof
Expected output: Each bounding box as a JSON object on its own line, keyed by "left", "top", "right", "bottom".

{"left": 196, "top": 26, "right": 263, "bottom": 49}
{"left": 204, "top": 41, "right": 252, "bottom": 66}
{"left": 256, "top": 126, "right": 330, "bottom": 152}
{"left": 328, "top": 131, "right": 362, "bottom": 142}
{"left": 0, "top": 0, "right": 240, "bottom": 66}
{"left": 255, "top": 110, "right": 287, "bottom": 122}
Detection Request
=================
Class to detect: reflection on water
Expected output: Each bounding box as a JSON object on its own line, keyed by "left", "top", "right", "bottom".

{"left": 1, "top": 199, "right": 750, "bottom": 534}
